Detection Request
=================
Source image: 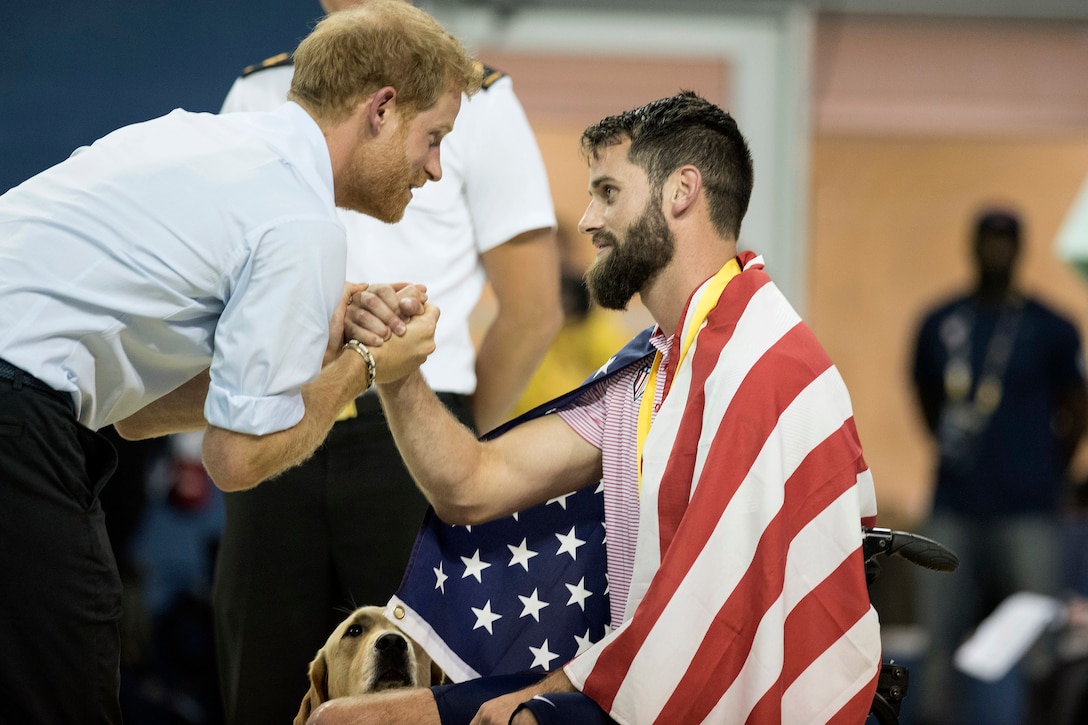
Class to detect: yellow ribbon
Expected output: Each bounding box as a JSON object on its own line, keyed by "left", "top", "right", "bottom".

{"left": 636, "top": 257, "right": 743, "bottom": 495}
{"left": 335, "top": 399, "right": 358, "bottom": 422}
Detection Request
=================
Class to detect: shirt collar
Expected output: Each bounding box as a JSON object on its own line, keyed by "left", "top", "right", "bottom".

{"left": 271, "top": 101, "right": 335, "bottom": 205}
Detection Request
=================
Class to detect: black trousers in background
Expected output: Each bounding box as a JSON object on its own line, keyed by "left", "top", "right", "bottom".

{"left": 0, "top": 375, "right": 122, "bottom": 723}
{"left": 213, "top": 391, "right": 473, "bottom": 725}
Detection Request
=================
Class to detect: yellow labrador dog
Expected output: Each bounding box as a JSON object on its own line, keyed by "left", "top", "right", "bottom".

{"left": 294, "top": 606, "right": 444, "bottom": 724}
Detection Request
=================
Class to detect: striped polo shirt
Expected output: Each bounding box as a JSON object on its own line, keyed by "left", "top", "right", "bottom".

{"left": 558, "top": 328, "right": 672, "bottom": 630}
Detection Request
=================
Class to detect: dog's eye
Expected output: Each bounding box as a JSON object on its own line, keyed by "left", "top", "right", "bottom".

{"left": 345, "top": 624, "right": 363, "bottom": 638}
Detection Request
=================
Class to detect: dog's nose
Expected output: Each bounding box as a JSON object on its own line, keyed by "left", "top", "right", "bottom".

{"left": 375, "top": 632, "right": 408, "bottom": 653}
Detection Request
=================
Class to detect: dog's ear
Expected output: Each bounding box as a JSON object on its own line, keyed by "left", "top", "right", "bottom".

{"left": 430, "top": 658, "right": 447, "bottom": 686}
{"left": 294, "top": 650, "right": 329, "bottom": 725}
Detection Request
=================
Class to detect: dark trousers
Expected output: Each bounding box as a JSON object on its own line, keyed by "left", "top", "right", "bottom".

{"left": 0, "top": 373, "right": 122, "bottom": 723}
{"left": 212, "top": 391, "right": 473, "bottom": 725}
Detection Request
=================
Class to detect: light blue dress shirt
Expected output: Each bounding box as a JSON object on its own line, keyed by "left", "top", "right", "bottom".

{"left": 0, "top": 102, "right": 346, "bottom": 435}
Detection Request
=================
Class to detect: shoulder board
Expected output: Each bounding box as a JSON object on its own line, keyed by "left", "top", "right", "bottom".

{"left": 476, "top": 62, "right": 507, "bottom": 91}
{"left": 241, "top": 52, "right": 294, "bottom": 78}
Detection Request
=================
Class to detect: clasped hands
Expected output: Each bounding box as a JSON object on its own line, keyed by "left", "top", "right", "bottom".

{"left": 325, "top": 281, "right": 438, "bottom": 386}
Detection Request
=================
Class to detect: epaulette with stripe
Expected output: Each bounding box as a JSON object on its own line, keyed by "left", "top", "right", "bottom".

{"left": 241, "top": 52, "right": 294, "bottom": 78}
{"left": 476, "top": 62, "right": 507, "bottom": 91}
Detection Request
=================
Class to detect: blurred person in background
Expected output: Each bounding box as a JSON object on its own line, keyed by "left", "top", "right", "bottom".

{"left": 910, "top": 207, "right": 1088, "bottom": 725}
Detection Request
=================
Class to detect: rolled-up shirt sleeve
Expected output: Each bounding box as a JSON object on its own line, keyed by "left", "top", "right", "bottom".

{"left": 205, "top": 215, "right": 345, "bottom": 435}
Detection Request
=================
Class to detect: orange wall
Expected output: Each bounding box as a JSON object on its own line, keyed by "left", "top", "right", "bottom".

{"left": 811, "top": 15, "right": 1088, "bottom": 526}
{"left": 810, "top": 136, "right": 1088, "bottom": 526}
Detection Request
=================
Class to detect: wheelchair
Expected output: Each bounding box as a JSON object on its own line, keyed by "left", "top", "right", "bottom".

{"left": 863, "top": 527, "right": 960, "bottom": 725}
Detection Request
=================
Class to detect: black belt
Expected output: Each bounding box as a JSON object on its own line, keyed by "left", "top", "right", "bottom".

{"left": 0, "top": 358, "right": 74, "bottom": 411}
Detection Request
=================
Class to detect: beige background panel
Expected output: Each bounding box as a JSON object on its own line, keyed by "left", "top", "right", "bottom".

{"left": 478, "top": 51, "right": 730, "bottom": 130}
{"left": 814, "top": 16, "right": 1088, "bottom": 135}
{"left": 810, "top": 135, "right": 1088, "bottom": 526}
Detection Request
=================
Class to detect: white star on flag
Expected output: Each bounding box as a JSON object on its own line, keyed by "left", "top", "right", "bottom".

{"left": 518, "top": 588, "right": 550, "bottom": 622}
{"left": 529, "top": 638, "right": 560, "bottom": 670}
{"left": 434, "top": 562, "right": 448, "bottom": 593}
{"left": 507, "top": 538, "right": 538, "bottom": 571}
{"left": 555, "top": 526, "right": 585, "bottom": 561}
{"left": 547, "top": 493, "right": 573, "bottom": 510}
{"left": 471, "top": 600, "right": 502, "bottom": 634}
{"left": 566, "top": 577, "right": 592, "bottom": 611}
{"left": 461, "top": 549, "right": 491, "bottom": 583}
{"left": 574, "top": 628, "right": 595, "bottom": 656}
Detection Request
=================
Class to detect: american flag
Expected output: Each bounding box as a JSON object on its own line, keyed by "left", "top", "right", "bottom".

{"left": 566, "top": 253, "right": 881, "bottom": 723}
{"left": 389, "top": 253, "right": 881, "bottom": 722}
{"left": 388, "top": 332, "right": 656, "bottom": 683}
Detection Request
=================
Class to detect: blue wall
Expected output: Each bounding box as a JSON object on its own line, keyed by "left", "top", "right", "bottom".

{"left": 1, "top": 1, "right": 325, "bottom": 193}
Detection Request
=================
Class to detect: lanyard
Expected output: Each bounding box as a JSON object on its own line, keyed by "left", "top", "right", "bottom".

{"left": 636, "top": 257, "right": 743, "bottom": 494}
{"left": 943, "top": 296, "right": 1024, "bottom": 414}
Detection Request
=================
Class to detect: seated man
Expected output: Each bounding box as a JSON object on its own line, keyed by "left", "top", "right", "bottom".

{"left": 310, "top": 91, "right": 881, "bottom": 725}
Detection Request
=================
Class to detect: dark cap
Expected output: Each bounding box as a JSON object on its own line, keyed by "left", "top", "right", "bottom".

{"left": 974, "top": 209, "right": 1021, "bottom": 242}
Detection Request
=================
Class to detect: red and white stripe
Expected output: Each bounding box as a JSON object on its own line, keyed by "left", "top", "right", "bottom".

{"left": 565, "top": 255, "right": 880, "bottom": 724}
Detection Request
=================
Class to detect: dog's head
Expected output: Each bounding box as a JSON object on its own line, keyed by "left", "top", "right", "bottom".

{"left": 294, "top": 606, "right": 444, "bottom": 724}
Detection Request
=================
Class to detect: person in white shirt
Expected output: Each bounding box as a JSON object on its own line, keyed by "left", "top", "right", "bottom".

{"left": 207, "top": 2, "right": 561, "bottom": 722}
{"left": 0, "top": 2, "right": 480, "bottom": 721}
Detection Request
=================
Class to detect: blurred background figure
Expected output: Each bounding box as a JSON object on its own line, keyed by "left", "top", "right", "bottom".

{"left": 910, "top": 207, "right": 1088, "bottom": 725}
{"left": 208, "top": 2, "right": 561, "bottom": 723}
{"left": 512, "top": 228, "right": 632, "bottom": 416}
{"left": 121, "top": 434, "right": 225, "bottom": 725}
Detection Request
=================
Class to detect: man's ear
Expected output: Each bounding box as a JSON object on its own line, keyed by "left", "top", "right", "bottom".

{"left": 668, "top": 165, "right": 702, "bottom": 218}
{"left": 364, "top": 86, "right": 398, "bottom": 135}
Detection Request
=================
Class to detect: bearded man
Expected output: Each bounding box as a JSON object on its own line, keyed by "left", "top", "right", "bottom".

{"left": 308, "top": 91, "right": 882, "bottom": 725}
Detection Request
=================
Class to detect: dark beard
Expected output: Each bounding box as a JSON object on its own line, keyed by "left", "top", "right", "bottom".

{"left": 585, "top": 201, "right": 675, "bottom": 310}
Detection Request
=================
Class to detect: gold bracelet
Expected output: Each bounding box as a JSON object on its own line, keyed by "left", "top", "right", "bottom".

{"left": 343, "top": 339, "right": 376, "bottom": 390}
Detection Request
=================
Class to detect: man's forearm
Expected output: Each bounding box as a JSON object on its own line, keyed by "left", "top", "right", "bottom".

{"left": 377, "top": 371, "right": 492, "bottom": 523}
{"left": 197, "top": 301, "right": 438, "bottom": 491}
{"left": 202, "top": 349, "right": 370, "bottom": 491}
{"left": 113, "top": 370, "right": 211, "bottom": 440}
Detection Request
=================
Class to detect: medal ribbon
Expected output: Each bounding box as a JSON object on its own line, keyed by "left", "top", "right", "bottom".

{"left": 636, "top": 257, "right": 743, "bottom": 494}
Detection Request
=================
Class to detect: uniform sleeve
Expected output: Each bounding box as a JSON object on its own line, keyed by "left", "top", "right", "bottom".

{"left": 220, "top": 76, "right": 249, "bottom": 114}
{"left": 204, "top": 216, "right": 346, "bottom": 435}
{"left": 219, "top": 66, "right": 294, "bottom": 114}
{"left": 459, "top": 77, "right": 557, "bottom": 253}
